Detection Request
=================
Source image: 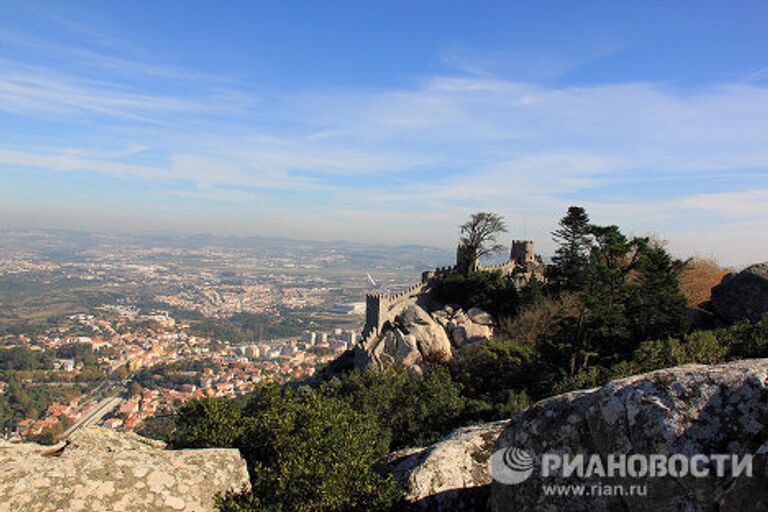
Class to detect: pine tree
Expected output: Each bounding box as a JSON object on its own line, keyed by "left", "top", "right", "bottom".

{"left": 550, "top": 206, "right": 592, "bottom": 292}
{"left": 626, "top": 242, "right": 690, "bottom": 343}
{"left": 579, "top": 224, "right": 633, "bottom": 356}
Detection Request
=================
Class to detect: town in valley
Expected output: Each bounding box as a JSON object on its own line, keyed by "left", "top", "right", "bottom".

{"left": 0, "top": 229, "right": 451, "bottom": 441}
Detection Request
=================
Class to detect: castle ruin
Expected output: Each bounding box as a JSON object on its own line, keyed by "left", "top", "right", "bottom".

{"left": 361, "top": 240, "right": 545, "bottom": 343}
{"left": 511, "top": 240, "right": 535, "bottom": 265}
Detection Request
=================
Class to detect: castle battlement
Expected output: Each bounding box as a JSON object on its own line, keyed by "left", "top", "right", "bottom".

{"left": 510, "top": 240, "right": 535, "bottom": 265}
{"left": 362, "top": 281, "right": 427, "bottom": 341}
{"left": 477, "top": 260, "right": 517, "bottom": 274}
{"left": 421, "top": 265, "right": 456, "bottom": 283}
{"left": 359, "top": 239, "right": 544, "bottom": 346}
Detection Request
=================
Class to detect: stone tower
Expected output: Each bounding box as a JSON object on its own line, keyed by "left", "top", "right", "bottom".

{"left": 456, "top": 243, "right": 477, "bottom": 273}
{"left": 510, "top": 240, "right": 535, "bottom": 266}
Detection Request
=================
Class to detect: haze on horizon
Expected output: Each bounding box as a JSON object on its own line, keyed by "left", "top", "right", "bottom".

{"left": 1, "top": 1, "right": 767, "bottom": 266}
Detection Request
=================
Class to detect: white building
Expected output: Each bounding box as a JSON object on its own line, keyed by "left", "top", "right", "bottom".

{"left": 331, "top": 302, "right": 365, "bottom": 315}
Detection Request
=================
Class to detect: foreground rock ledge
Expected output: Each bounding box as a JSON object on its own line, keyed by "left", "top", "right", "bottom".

{"left": 0, "top": 426, "right": 250, "bottom": 512}
{"left": 384, "top": 420, "right": 508, "bottom": 511}
{"left": 491, "top": 359, "right": 768, "bottom": 512}
{"left": 384, "top": 360, "right": 768, "bottom": 511}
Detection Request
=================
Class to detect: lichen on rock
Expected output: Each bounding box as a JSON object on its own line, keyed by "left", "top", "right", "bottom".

{"left": 489, "top": 359, "right": 768, "bottom": 512}
{"left": 0, "top": 426, "right": 250, "bottom": 512}
{"left": 384, "top": 420, "right": 508, "bottom": 511}
{"left": 355, "top": 300, "right": 494, "bottom": 373}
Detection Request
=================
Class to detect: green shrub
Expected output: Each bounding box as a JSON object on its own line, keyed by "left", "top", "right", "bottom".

{"left": 496, "top": 389, "right": 531, "bottom": 418}
{"left": 450, "top": 339, "right": 535, "bottom": 409}
{"left": 223, "top": 388, "right": 400, "bottom": 512}
{"left": 322, "top": 365, "right": 465, "bottom": 450}
{"left": 172, "top": 397, "right": 243, "bottom": 449}
{"left": 630, "top": 338, "right": 688, "bottom": 372}
{"left": 719, "top": 315, "right": 768, "bottom": 359}
{"left": 430, "top": 270, "right": 519, "bottom": 318}
{"left": 550, "top": 365, "right": 610, "bottom": 395}
{"left": 683, "top": 331, "right": 726, "bottom": 364}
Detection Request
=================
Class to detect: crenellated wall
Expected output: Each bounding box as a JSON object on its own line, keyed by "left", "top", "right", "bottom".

{"left": 360, "top": 240, "right": 543, "bottom": 346}
{"left": 421, "top": 265, "right": 456, "bottom": 283}
{"left": 362, "top": 281, "right": 427, "bottom": 341}
{"left": 477, "top": 260, "right": 517, "bottom": 275}
{"left": 510, "top": 240, "right": 535, "bottom": 265}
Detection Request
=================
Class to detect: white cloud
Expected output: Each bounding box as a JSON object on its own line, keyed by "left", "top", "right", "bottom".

{"left": 2, "top": 42, "right": 768, "bottom": 264}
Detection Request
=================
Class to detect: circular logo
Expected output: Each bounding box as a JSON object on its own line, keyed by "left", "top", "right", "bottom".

{"left": 489, "top": 447, "right": 536, "bottom": 485}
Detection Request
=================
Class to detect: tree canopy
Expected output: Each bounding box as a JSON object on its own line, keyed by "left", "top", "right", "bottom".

{"left": 549, "top": 206, "right": 591, "bottom": 291}
{"left": 457, "top": 212, "right": 507, "bottom": 274}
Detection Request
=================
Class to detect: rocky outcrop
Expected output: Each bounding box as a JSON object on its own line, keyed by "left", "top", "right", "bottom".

{"left": 400, "top": 305, "right": 455, "bottom": 363}
{"left": 355, "top": 304, "right": 453, "bottom": 372}
{"left": 719, "top": 441, "right": 768, "bottom": 509}
{"left": 355, "top": 302, "right": 494, "bottom": 372}
{"left": 489, "top": 359, "right": 768, "bottom": 512}
{"left": 379, "top": 360, "right": 768, "bottom": 511}
{"left": 0, "top": 426, "right": 250, "bottom": 512}
{"left": 384, "top": 421, "right": 508, "bottom": 511}
{"left": 711, "top": 262, "right": 768, "bottom": 323}
{"left": 433, "top": 306, "right": 494, "bottom": 349}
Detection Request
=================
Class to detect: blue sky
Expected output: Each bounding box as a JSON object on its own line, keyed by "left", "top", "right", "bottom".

{"left": 1, "top": 1, "right": 767, "bottom": 265}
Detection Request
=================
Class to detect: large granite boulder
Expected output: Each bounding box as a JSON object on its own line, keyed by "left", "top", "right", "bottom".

{"left": 384, "top": 421, "right": 508, "bottom": 511}
{"left": 711, "top": 262, "right": 768, "bottom": 323}
{"left": 0, "top": 426, "right": 250, "bottom": 512}
{"left": 401, "top": 305, "right": 454, "bottom": 363}
{"left": 489, "top": 359, "right": 768, "bottom": 512}
{"left": 370, "top": 327, "right": 423, "bottom": 369}
{"left": 432, "top": 306, "right": 494, "bottom": 349}
{"left": 719, "top": 441, "right": 768, "bottom": 509}
{"left": 356, "top": 303, "right": 454, "bottom": 371}
{"left": 720, "top": 443, "right": 768, "bottom": 512}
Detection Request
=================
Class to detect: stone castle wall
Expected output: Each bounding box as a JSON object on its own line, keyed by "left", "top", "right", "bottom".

{"left": 362, "top": 281, "right": 427, "bottom": 341}
{"left": 510, "top": 240, "right": 535, "bottom": 265}
{"left": 478, "top": 260, "right": 517, "bottom": 275}
{"left": 360, "top": 240, "right": 542, "bottom": 345}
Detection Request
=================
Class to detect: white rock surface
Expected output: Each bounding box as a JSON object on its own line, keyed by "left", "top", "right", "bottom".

{"left": 0, "top": 426, "right": 250, "bottom": 512}
{"left": 387, "top": 421, "right": 508, "bottom": 511}
{"left": 356, "top": 302, "right": 494, "bottom": 372}
{"left": 489, "top": 359, "right": 768, "bottom": 512}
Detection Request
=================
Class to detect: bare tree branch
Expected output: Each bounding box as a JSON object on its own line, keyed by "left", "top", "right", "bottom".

{"left": 457, "top": 212, "right": 507, "bottom": 273}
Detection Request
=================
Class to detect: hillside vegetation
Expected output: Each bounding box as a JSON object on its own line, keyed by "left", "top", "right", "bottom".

{"left": 147, "top": 206, "right": 767, "bottom": 512}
